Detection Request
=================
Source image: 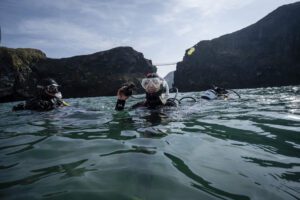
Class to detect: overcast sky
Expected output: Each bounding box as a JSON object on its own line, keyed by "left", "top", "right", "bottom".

{"left": 0, "top": 0, "right": 298, "bottom": 77}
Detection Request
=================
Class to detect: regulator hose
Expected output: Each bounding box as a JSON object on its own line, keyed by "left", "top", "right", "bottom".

{"left": 228, "top": 90, "right": 241, "bottom": 98}
{"left": 179, "top": 96, "right": 197, "bottom": 104}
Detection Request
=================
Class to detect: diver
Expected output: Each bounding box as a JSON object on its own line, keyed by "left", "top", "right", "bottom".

{"left": 201, "top": 86, "right": 229, "bottom": 100}
{"left": 214, "top": 86, "right": 229, "bottom": 97}
{"left": 12, "top": 78, "right": 67, "bottom": 111}
{"left": 115, "top": 73, "right": 176, "bottom": 111}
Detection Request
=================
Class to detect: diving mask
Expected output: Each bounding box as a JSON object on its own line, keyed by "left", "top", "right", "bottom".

{"left": 141, "top": 77, "right": 163, "bottom": 93}
{"left": 46, "top": 84, "right": 59, "bottom": 94}
{"left": 44, "top": 84, "right": 61, "bottom": 98}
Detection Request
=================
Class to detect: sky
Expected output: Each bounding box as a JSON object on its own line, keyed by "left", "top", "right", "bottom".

{"left": 0, "top": 0, "right": 299, "bottom": 77}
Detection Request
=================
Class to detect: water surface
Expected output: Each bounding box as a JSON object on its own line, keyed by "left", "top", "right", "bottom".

{"left": 0, "top": 86, "right": 299, "bottom": 200}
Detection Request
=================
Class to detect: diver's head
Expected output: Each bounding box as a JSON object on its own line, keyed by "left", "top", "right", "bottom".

{"left": 141, "top": 73, "right": 163, "bottom": 94}
{"left": 37, "top": 78, "right": 62, "bottom": 98}
{"left": 213, "top": 86, "right": 227, "bottom": 94}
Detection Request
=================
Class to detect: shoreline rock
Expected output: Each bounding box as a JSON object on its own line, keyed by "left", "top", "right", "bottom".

{"left": 174, "top": 2, "right": 300, "bottom": 91}
{"left": 0, "top": 46, "right": 156, "bottom": 103}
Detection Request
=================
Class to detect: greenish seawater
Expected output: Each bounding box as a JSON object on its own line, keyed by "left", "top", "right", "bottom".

{"left": 0, "top": 86, "right": 299, "bottom": 200}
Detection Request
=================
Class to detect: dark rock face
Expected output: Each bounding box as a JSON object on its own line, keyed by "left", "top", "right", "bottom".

{"left": 0, "top": 46, "right": 156, "bottom": 102}
{"left": 0, "top": 47, "right": 46, "bottom": 102}
{"left": 174, "top": 2, "right": 300, "bottom": 91}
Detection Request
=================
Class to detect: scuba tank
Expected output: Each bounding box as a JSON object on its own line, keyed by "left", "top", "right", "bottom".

{"left": 201, "top": 89, "right": 218, "bottom": 100}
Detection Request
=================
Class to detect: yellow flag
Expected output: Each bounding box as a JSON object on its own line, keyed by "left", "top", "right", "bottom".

{"left": 187, "top": 47, "right": 195, "bottom": 56}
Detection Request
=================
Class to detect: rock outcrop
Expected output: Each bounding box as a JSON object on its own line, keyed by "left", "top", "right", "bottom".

{"left": 0, "top": 47, "right": 46, "bottom": 102}
{"left": 0, "top": 46, "right": 156, "bottom": 102}
{"left": 174, "top": 2, "right": 300, "bottom": 91}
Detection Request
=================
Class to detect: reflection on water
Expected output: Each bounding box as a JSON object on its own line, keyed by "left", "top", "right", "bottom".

{"left": 0, "top": 159, "right": 91, "bottom": 190}
{"left": 164, "top": 152, "right": 250, "bottom": 200}
{"left": 0, "top": 86, "right": 299, "bottom": 199}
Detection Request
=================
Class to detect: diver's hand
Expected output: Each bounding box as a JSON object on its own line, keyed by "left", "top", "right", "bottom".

{"left": 117, "top": 86, "right": 130, "bottom": 100}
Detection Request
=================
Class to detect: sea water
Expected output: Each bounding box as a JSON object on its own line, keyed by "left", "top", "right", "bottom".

{"left": 0, "top": 86, "right": 299, "bottom": 200}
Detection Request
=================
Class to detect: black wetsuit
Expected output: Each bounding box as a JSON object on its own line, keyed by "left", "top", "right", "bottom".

{"left": 12, "top": 94, "right": 64, "bottom": 111}
{"left": 115, "top": 92, "right": 176, "bottom": 111}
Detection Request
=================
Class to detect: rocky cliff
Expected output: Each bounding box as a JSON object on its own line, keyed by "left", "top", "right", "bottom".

{"left": 174, "top": 2, "right": 300, "bottom": 91}
{"left": 0, "top": 46, "right": 156, "bottom": 102}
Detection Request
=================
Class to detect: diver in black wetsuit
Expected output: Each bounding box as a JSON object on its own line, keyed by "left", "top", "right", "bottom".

{"left": 115, "top": 73, "right": 176, "bottom": 111}
{"left": 214, "top": 86, "right": 229, "bottom": 97}
{"left": 12, "top": 78, "right": 66, "bottom": 111}
{"left": 201, "top": 86, "right": 229, "bottom": 100}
